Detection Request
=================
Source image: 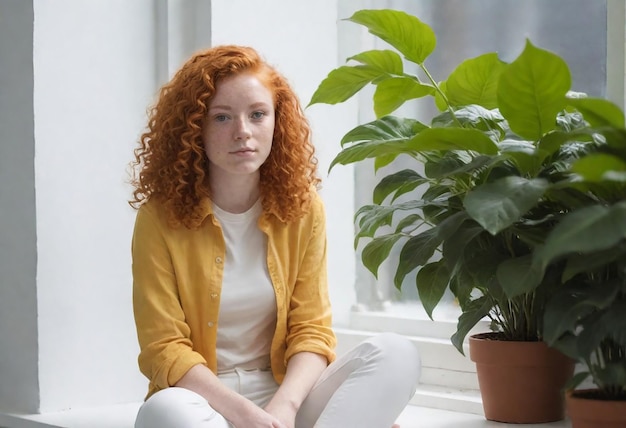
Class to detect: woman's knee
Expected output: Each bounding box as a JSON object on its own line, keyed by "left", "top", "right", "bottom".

{"left": 368, "top": 333, "right": 420, "bottom": 362}
{"left": 135, "top": 387, "right": 229, "bottom": 428}
{"left": 366, "top": 333, "right": 421, "bottom": 390}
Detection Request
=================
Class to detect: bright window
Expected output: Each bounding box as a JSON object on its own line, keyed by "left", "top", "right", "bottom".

{"left": 339, "top": 0, "right": 611, "bottom": 310}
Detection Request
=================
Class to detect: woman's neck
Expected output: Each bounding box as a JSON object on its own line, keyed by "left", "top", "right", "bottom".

{"left": 209, "top": 174, "right": 261, "bottom": 214}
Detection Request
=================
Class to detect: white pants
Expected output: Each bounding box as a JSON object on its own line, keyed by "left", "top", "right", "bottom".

{"left": 135, "top": 333, "right": 421, "bottom": 428}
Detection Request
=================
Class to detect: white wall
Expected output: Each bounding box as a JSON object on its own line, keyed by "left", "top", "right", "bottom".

{"left": 0, "top": 0, "right": 39, "bottom": 414}
{"left": 0, "top": 0, "right": 357, "bottom": 415}
{"left": 33, "top": 0, "right": 156, "bottom": 412}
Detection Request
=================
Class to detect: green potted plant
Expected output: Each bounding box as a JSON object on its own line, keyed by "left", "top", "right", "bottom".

{"left": 536, "top": 137, "right": 626, "bottom": 426}
{"left": 308, "top": 8, "right": 623, "bottom": 423}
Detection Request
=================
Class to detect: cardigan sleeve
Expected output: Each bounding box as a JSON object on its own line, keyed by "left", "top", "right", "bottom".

{"left": 284, "top": 195, "right": 337, "bottom": 365}
{"left": 131, "top": 204, "right": 207, "bottom": 394}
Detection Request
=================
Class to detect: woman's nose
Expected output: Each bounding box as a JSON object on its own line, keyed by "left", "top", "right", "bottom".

{"left": 234, "top": 117, "right": 251, "bottom": 140}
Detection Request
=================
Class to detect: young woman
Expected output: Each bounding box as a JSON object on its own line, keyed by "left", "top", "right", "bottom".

{"left": 129, "top": 45, "right": 421, "bottom": 428}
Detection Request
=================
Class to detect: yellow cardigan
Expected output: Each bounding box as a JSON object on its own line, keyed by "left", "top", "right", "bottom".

{"left": 131, "top": 193, "right": 337, "bottom": 399}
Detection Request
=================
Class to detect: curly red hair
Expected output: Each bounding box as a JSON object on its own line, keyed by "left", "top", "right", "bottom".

{"left": 129, "top": 45, "right": 320, "bottom": 228}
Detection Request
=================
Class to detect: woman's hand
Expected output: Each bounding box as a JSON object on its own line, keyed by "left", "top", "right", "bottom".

{"left": 230, "top": 401, "right": 289, "bottom": 428}
{"left": 264, "top": 399, "right": 298, "bottom": 428}
{"left": 259, "top": 352, "right": 326, "bottom": 428}
{"left": 175, "top": 365, "right": 287, "bottom": 427}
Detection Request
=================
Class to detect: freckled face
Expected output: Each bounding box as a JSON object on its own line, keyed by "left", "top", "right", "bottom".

{"left": 203, "top": 72, "right": 275, "bottom": 185}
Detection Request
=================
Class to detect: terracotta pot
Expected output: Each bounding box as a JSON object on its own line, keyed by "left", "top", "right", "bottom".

{"left": 566, "top": 389, "right": 626, "bottom": 428}
{"left": 469, "top": 332, "right": 575, "bottom": 423}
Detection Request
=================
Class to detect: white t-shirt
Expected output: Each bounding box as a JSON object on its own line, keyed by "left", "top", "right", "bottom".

{"left": 212, "top": 199, "right": 277, "bottom": 373}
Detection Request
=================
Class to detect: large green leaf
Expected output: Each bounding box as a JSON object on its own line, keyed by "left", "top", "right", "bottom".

{"left": 354, "top": 204, "right": 394, "bottom": 243}
{"left": 394, "top": 228, "right": 441, "bottom": 289}
{"left": 441, "top": 222, "right": 484, "bottom": 276}
{"left": 435, "top": 211, "right": 472, "bottom": 241}
{"left": 537, "top": 128, "right": 596, "bottom": 163}
{"left": 354, "top": 200, "right": 434, "bottom": 246}
{"left": 407, "top": 127, "right": 498, "bottom": 154}
{"left": 330, "top": 117, "right": 428, "bottom": 170}
{"left": 361, "top": 233, "right": 405, "bottom": 278}
{"left": 567, "top": 97, "right": 625, "bottom": 128}
{"left": 330, "top": 139, "right": 417, "bottom": 170}
{"left": 425, "top": 153, "right": 494, "bottom": 179}
{"left": 464, "top": 176, "right": 549, "bottom": 235}
{"left": 498, "top": 140, "right": 536, "bottom": 156}
{"left": 536, "top": 202, "right": 626, "bottom": 270}
{"left": 394, "top": 211, "right": 469, "bottom": 288}
{"left": 449, "top": 268, "right": 477, "bottom": 308}
{"left": 451, "top": 296, "right": 493, "bottom": 355}
{"left": 498, "top": 40, "right": 571, "bottom": 141}
{"left": 551, "top": 333, "right": 580, "bottom": 360}
{"left": 542, "top": 287, "right": 606, "bottom": 345}
{"left": 393, "top": 181, "right": 429, "bottom": 203}
{"left": 577, "top": 300, "right": 626, "bottom": 357}
{"left": 445, "top": 53, "right": 507, "bottom": 109}
{"left": 421, "top": 183, "right": 450, "bottom": 201}
{"left": 498, "top": 139, "right": 540, "bottom": 176}
{"left": 394, "top": 213, "right": 423, "bottom": 233}
{"left": 309, "top": 65, "right": 382, "bottom": 106}
{"left": 349, "top": 49, "right": 404, "bottom": 75}
{"left": 373, "top": 154, "right": 398, "bottom": 171}
{"left": 347, "top": 9, "right": 436, "bottom": 65}
{"left": 496, "top": 255, "right": 544, "bottom": 298}
{"left": 562, "top": 246, "right": 626, "bottom": 281}
{"left": 603, "top": 301, "right": 626, "bottom": 346}
{"left": 424, "top": 152, "right": 468, "bottom": 178}
{"left": 341, "top": 116, "right": 427, "bottom": 146}
{"left": 461, "top": 239, "right": 507, "bottom": 287}
{"left": 574, "top": 311, "right": 606, "bottom": 357}
{"left": 373, "top": 77, "right": 435, "bottom": 117}
{"left": 373, "top": 169, "right": 427, "bottom": 204}
{"left": 416, "top": 261, "right": 450, "bottom": 319}
{"left": 572, "top": 153, "right": 626, "bottom": 182}
{"left": 598, "top": 126, "right": 626, "bottom": 151}
{"left": 432, "top": 105, "right": 507, "bottom": 143}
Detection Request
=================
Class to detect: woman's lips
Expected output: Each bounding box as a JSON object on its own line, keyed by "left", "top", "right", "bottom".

{"left": 231, "top": 148, "right": 255, "bottom": 155}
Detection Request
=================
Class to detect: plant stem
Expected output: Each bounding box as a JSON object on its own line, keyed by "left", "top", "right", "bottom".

{"left": 418, "top": 63, "right": 462, "bottom": 128}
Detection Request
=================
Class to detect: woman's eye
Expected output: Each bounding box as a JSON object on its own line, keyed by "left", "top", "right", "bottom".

{"left": 251, "top": 111, "right": 265, "bottom": 120}
{"left": 215, "top": 114, "right": 228, "bottom": 122}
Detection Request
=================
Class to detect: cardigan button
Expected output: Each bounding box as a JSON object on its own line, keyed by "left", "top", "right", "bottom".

{"left": 215, "top": 257, "right": 223, "bottom": 264}
{"left": 210, "top": 292, "right": 218, "bottom": 299}
{"left": 207, "top": 322, "right": 214, "bottom": 327}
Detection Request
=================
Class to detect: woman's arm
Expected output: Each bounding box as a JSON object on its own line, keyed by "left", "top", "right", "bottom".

{"left": 282, "top": 195, "right": 336, "bottom": 363}
{"left": 264, "top": 196, "right": 335, "bottom": 427}
{"left": 177, "top": 364, "right": 288, "bottom": 428}
{"left": 264, "top": 352, "right": 328, "bottom": 428}
{"left": 132, "top": 205, "right": 207, "bottom": 388}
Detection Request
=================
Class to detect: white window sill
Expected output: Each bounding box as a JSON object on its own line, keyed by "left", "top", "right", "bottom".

{"left": 0, "top": 403, "right": 572, "bottom": 428}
